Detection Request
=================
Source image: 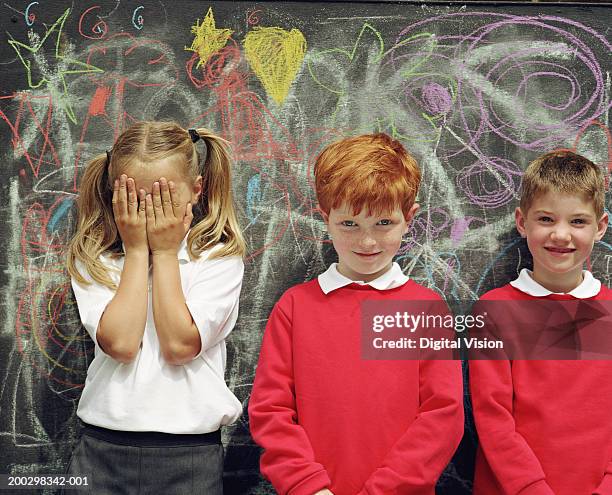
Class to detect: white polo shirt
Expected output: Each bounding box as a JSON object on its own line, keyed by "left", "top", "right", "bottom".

{"left": 510, "top": 268, "right": 601, "bottom": 298}
{"left": 318, "top": 262, "right": 409, "bottom": 294}
{"left": 71, "top": 236, "right": 244, "bottom": 433}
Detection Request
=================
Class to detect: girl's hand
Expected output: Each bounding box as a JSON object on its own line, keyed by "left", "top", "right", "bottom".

{"left": 112, "top": 174, "right": 148, "bottom": 255}
{"left": 145, "top": 177, "right": 193, "bottom": 255}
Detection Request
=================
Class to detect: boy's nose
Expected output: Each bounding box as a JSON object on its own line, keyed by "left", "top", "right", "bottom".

{"left": 550, "top": 226, "right": 571, "bottom": 243}
{"left": 359, "top": 235, "right": 377, "bottom": 249}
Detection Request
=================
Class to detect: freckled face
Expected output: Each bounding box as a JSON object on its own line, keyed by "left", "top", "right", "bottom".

{"left": 516, "top": 191, "right": 608, "bottom": 289}
{"left": 126, "top": 155, "right": 202, "bottom": 219}
{"left": 323, "top": 202, "right": 419, "bottom": 282}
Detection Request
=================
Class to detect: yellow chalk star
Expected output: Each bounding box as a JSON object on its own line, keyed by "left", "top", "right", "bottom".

{"left": 186, "top": 7, "right": 233, "bottom": 68}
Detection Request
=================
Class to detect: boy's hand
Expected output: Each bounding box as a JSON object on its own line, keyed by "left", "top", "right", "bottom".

{"left": 112, "top": 174, "right": 148, "bottom": 255}
{"left": 145, "top": 177, "right": 193, "bottom": 255}
{"left": 313, "top": 491, "right": 334, "bottom": 495}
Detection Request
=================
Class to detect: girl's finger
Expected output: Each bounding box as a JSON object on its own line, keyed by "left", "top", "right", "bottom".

{"left": 117, "top": 174, "right": 128, "bottom": 216}
{"left": 183, "top": 202, "right": 194, "bottom": 232}
{"left": 152, "top": 181, "right": 163, "bottom": 218}
{"left": 137, "top": 189, "right": 146, "bottom": 219}
{"left": 111, "top": 179, "right": 119, "bottom": 216}
{"left": 145, "top": 193, "right": 155, "bottom": 226}
{"left": 168, "top": 180, "right": 180, "bottom": 218}
{"left": 159, "top": 178, "right": 174, "bottom": 218}
{"left": 127, "top": 178, "right": 138, "bottom": 217}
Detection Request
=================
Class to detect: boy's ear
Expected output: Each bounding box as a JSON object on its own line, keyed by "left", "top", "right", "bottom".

{"left": 318, "top": 206, "right": 329, "bottom": 225}
{"left": 515, "top": 207, "right": 527, "bottom": 238}
{"left": 404, "top": 203, "right": 420, "bottom": 231}
{"left": 595, "top": 212, "right": 609, "bottom": 241}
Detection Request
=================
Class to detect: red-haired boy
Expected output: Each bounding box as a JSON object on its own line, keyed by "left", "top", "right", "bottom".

{"left": 470, "top": 150, "right": 611, "bottom": 495}
{"left": 249, "top": 134, "right": 464, "bottom": 495}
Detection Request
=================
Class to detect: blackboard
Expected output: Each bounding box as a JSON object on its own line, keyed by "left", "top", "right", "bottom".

{"left": 0, "top": 1, "right": 610, "bottom": 493}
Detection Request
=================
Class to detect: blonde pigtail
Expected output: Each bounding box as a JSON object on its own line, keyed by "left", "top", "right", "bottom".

{"left": 187, "top": 128, "right": 246, "bottom": 260}
{"left": 66, "top": 153, "right": 121, "bottom": 290}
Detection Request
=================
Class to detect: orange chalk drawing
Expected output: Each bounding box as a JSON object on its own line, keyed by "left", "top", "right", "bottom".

{"left": 186, "top": 7, "right": 233, "bottom": 69}
{"left": 243, "top": 27, "right": 306, "bottom": 105}
{"left": 88, "top": 86, "right": 112, "bottom": 116}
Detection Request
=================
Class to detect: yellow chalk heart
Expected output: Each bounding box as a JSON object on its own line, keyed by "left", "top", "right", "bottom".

{"left": 243, "top": 27, "right": 307, "bottom": 105}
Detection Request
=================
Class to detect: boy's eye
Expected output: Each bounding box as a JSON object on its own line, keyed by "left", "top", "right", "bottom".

{"left": 377, "top": 219, "right": 392, "bottom": 226}
{"left": 538, "top": 216, "right": 553, "bottom": 222}
{"left": 341, "top": 220, "right": 356, "bottom": 227}
{"left": 571, "top": 218, "right": 587, "bottom": 225}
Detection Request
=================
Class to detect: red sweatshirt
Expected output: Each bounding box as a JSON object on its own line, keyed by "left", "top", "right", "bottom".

{"left": 248, "top": 279, "right": 464, "bottom": 495}
{"left": 470, "top": 283, "right": 612, "bottom": 495}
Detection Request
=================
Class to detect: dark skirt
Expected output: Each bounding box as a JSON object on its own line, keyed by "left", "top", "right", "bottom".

{"left": 63, "top": 423, "right": 223, "bottom": 495}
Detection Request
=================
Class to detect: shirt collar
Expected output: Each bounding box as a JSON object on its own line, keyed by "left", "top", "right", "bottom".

{"left": 318, "top": 262, "right": 408, "bottom": 294}
{"left": 510, "top": 268, "right": 601, "bottom": 298}
{"left": 120, "top": 231, "right": 191, "bottom": 263}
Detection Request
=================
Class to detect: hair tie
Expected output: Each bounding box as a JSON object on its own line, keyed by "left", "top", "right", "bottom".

{"left": 188, "top": 128, "right": 201, "bottom": 143}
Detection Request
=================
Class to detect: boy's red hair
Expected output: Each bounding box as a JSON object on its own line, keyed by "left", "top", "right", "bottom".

{"left": 314, "top": 133, "right": 421, "bottom": 217}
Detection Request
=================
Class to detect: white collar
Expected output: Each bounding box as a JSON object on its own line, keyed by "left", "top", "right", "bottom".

{"left": 121, "top": 230, "right": 191, "bottom": 263}
{"left": 510, "top": 268, "right": 601, "bottom": 298}
{"left": 318, "top": 262, "right": 408, "bottom": 294}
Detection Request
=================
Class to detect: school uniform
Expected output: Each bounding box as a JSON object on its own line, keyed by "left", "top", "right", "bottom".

{"left": 66, "top": 236, "right": 244, "bottom": 494}
{"left": 470, "top": 270, "right": 612, "bottom": 495}
{"left": 249, "top": 263, "right": 464, "bottom": 495}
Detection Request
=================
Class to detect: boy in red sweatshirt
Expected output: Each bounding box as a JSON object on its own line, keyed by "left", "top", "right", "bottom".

{"left": 469, "top": 150, "right": 611, "bottom": 495}
{"left": 248, "top": 134, "right": 464, "bottom": 495}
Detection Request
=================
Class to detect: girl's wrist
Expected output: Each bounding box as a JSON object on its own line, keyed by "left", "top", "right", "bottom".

{"left": 124, "top": 246, "right": 150, "bottom": 259}
{"left": 150, "top": 250, "right": 178, "bottom": 260}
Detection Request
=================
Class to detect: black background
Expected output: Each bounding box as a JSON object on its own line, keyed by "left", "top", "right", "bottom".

{"left": 0, "top": 1, "right": 610, "bottom": 493}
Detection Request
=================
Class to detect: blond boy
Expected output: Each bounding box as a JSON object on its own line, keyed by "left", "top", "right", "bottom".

{"left": 470, "top": 150, "right": 611, "bottom": 495}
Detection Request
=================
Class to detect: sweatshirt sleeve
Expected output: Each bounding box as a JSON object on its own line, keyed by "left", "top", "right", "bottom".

{"left": 248, "top": 298, "right": 331, "bottom": 495}
{"left": 469, "top": 357, "right": 555, "bottom": 495}
{"left": 357, "top": 349, "right": 464, "bottom": 494}
{"left": 594, "top": 461, "right": 612, "bottom": 495}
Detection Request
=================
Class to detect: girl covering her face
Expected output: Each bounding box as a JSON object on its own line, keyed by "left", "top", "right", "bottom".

{"left": 64, "top": 121, "right": 246, "bottom": 494}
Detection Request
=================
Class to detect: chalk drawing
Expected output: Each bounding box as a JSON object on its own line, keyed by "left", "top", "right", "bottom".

{"left": 243, "top": 26, "right": 307, "bottom": 105}
{"left": 1, "top": 4, "right": 610, "bottom": 494}
{"left": 8, "top": 8, "right": 104, "bottom": 123}
{"left": 24, "top": 1, "right": 38, "bottom": 27}
{"left": 79, "top": 5, "right": 109, "bottom": 40}
{"left": 185, "top": 7, "right": 233, "bottom": 69}
{"left": 132, "top": 6, "right": 144, "bottom": 31}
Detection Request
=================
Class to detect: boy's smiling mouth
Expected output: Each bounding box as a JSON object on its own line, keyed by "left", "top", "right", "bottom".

{"left": 544, "top": 246, "right": 576, "bottom": 254}
{"left": 354, "top": 251, "right": 382, "bottom": 257}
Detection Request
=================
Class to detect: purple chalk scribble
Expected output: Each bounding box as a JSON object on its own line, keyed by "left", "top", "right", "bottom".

{"left": 421, "top": 82, "right": 453, "bottom": 115}
{"left": 387, "top": 12, "right": 610, "bottom": 155}
{"left": 450, "top": 216, "right": 487, "bottom": 246}
{"left": 456, "top": 157, "right": 522, "bottom": 208}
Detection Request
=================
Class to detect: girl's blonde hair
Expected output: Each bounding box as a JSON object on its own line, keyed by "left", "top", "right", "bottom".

{"left": 67, "top": 121, "right": 246, "bottom": 290}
